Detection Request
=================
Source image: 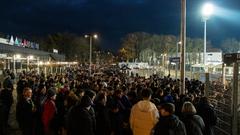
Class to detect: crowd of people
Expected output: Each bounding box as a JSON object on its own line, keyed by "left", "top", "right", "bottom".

{"left": 0, "top": 66, "right": 218, "bottom": 135}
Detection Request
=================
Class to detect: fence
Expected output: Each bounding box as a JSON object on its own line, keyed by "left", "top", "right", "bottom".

{"left": 208, "top": 77, "right": 240, "bottom": 135}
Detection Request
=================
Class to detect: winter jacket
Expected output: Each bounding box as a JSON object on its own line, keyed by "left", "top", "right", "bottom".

{"left": 0, "top": 88, "right": 13, "bottom": 107}
{"left": 130, "top": 100, "right": 159, "bottom": 135}
{"left": 94, "top": 103, "right": 111, "bottom": 135}
{"left": 16, "top": 98, "right": 35, "bottom": 135}
{"left": 67, "top": 105, "right": 95, "bottom": 135}
{"left": 197, "top": 103, "right": 217, "bottom": 135}
{"left": 153, "top": 115, "right": 186, "bottom": 135}
{"left": 181, "top": 113, "right": 205, "bottom": 135}
{"left": 42, "top": 99, "right": 57, "bottom": 134}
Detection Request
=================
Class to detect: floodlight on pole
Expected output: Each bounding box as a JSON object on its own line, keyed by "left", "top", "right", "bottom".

{"left": 202, "top": 3, "right": 214, "bottom": 66}
{"left": 85, "top": 34, "right": 98, "bottom": 76}
{"left": 202, "top": 3, "right": 214, "bottom": 18}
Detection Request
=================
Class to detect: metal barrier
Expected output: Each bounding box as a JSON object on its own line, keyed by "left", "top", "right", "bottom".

{"left": 208, "top": 81, "right": 233, "bottom": 135}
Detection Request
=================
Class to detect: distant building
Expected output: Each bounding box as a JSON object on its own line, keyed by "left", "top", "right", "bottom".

{"left": 185, "top": 51, "right": 222, "bottom": 65}
{"left": 0, "top": 37, "right": 66, "bottom": 75}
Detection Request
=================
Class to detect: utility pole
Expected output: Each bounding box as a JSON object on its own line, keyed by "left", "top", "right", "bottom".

{"left": 180, "top": 0, "right": 186, "bottom": 95}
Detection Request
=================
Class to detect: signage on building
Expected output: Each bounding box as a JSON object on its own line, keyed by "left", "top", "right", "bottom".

{"left": 170, "top": 57, "right": 180, "bottom": 63}
{"left": 223, "top": 53, "right": 240, "bottom": 64}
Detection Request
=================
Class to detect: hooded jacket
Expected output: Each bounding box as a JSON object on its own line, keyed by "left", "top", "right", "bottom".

{"left": 181, "top": 113, "right": 205, "bottom": 135}
{"left": 130, "top": 100, "right": 159, "bottom": 135}
{"left": 153, "top": 115, "right": 186, "bottom": 135}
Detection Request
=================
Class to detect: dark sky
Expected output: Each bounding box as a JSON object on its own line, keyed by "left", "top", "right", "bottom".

{"left": 1, "top": 0, "right": 240, "bottom": 51}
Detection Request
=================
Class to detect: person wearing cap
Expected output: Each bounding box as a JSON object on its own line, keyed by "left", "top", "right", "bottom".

{"left": 42, "top": 87, "right": 57, "bottom": 135}
{"left": 130, "top": 88, "right": 159, "bottom": 135}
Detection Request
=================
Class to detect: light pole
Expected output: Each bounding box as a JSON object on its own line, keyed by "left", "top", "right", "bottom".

{"left": 180, "top": 0, "right": 186, "bottom": 95}
{"left": 202, "top": 3, "right": 214, "bottom": 66}
{"left": 176, "top": 41, "right": 181, "bottom": 79}
{"left": 85, "top": 34, "right": 98, "bottom": 76}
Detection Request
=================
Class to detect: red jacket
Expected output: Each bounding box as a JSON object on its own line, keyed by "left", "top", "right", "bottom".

{"left": 42, "top": 99, "right": 57, "bottom": 134}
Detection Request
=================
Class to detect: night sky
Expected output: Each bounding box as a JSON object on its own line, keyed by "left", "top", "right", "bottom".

{"left": 1, "top": 0, "right": 240, "bottom": 51}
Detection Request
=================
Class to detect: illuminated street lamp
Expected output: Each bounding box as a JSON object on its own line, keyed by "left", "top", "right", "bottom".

{"left": 202, "top": 3, "right": 214, "bottom": 66}
{"left": 85, "top": 34, "right": 98, "bottom": 76}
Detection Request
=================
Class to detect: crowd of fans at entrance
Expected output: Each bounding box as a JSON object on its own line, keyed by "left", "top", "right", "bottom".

{"left": 0, "top": 66, "right": 218, "bottom": 135}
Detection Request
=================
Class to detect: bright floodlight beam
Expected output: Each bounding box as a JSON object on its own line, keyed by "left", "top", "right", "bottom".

{"left": 202, "top": 3, "right": 214, "bottom": 67}
{"left": 202, "top": 3, "right": 214, "bottom": 18}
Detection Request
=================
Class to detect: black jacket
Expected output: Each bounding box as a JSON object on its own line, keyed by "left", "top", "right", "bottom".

{"left": 94, "top": 103, "right": 111, "bottom": 135}
{"left": 16, "top": 98, "right": 35, "bottom": 135}
{"left": 0, "top": 89, "right": 13, "bottom": 107}
{"left": 153, "top": 115, "right": 187, "bottom": 135}
{"left": 67, "top": 105, "right": 95, "bottom": 135}
{"left": 197, "top": 103, "right": 217, "bottom": 135}
{"left": 181, "top": 113, "right": 205, "bottom": 135}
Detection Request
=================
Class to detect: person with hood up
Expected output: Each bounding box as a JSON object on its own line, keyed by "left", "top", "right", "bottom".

{"left": 130, "top": 88, "right": 159, "bottom": 135}
{"left": 153, "top": 103, "right": 186, "bottom": 135}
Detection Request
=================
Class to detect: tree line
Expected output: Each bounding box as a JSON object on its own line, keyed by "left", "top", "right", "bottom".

{"left": 31, "top": 32, "right": 240, "bottom": 62}
{"left": 119, "top": 32, "right": 240, "bottom": 63}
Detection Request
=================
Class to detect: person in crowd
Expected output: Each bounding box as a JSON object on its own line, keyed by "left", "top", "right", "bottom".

{"left": 108, "top": 89, "right": 127, "bottom": 135}
{"left": 172, "top": 93, "right": 182, "bottom": 117}
{"left": 153, "top": 103, "right": 186, "bottom": 135}
{"left": 0, "top": 83, "right": 13, "bottom": 129}
{"left": 0, "top": 99, "right": 5, "bottom": 135}
{"left": 127, "top": 91, "right": 138, "bottom": 105}
{"left": 94, "top": 92, "right": 111, "bottom": 135}
{"left": 74, "top": 88, "right": 85, "bottom": 102}
{"left": 181, "top": 101, "right": 205, "bottom": 135}
{"left": 34, "top": 84, "right": 47, "bottom": 135}
{"left": 0, "top": 80, "right": 7, "bottom": 135}
{"left": 55, "top": 86, "right": 69, "bottom": 135}
{"left": 3, "top": 75, "right": 13, "bottom": 92}
{"left": 10, "top": 66, "right": 220, "bottom": 135}
{"left": 17, "top": 76, "right": 28, "bottom": 102}
{"left": 67, "top": 95, "right": 95, "bottom": 135}
{"left": 65, "top": 90, "right": 79, "bottom": 110}
{"left": 42, "top": 87, "right": 57, "bottom": 135}
{"left": 84, "top": 90, "right": 97, "bottom": 133}
{"left": 130, "top": 88, "right": 159, "bottom": 135}
{"left": 154, "top": 89, "right": 165, "bottom": 104}
{"left": 197, "top": 97, "right": 217, "bottom": 135}
{"left": 163, "top": 88, "right": 174, "bottom": 103}
{"left": 16, "top": 87, "right": 36, "bottom": 135}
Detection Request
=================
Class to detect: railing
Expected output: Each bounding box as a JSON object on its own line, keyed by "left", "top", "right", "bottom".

{"left": 208, "top": 81, "right": 232, "bottom": 135}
